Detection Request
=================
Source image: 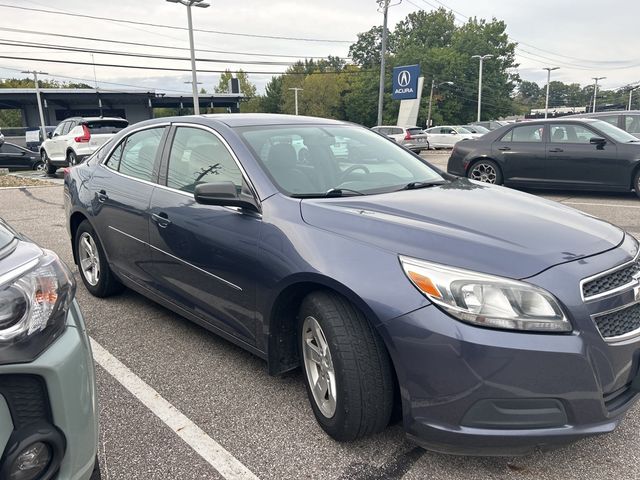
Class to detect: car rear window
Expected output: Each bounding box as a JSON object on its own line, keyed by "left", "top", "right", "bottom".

{"left": 85, "top": 120, "right": 128, "bottom": 135}
{"left": 407, "top": 128, "right": 423, "bottom": 135}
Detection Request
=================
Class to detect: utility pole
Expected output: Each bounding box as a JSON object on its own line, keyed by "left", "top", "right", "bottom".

{"left": 288, "top": 88, "right": 303, "bottom": 115}
{"left": 166, "top": 0, "right": 210, "bottom": 115}
{"left": 629, "top": 86, "right": 639, "bottom": 111}
{"left": 426, "top": 80, "right": 454, "bottom": 128}
{"left": 376, "top": 0, "right": 393, "bottom": 126}
{"left": 592, "top": 76, "right": 606, "bottom": 113}
{"left": 22, "top": 70, "right": 48, "bottom": 142}
{"left": 543, "top": 67, "right": 559, "bottom": 119}
{"left": 472, "top": 54, "right": 493, "bottom": 123}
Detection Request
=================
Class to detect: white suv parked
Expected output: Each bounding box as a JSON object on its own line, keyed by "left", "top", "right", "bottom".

{"left": 41, "top": 117, "right": 128, "bottom": 174}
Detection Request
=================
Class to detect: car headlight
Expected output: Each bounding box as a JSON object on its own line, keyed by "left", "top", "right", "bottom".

{"left": 0, "top": 250, "right": 76, "bottom": 364}
{"left": 399, "top": 256, "right": 571, "bottom": 332}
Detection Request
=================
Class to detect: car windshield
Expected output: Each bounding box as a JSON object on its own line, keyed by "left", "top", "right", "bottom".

{"left": 237, "top": 124, "right": 444, "bottom": 197}
{"left": 0, "top": 221, "right": 15, "bottom": 250}
{"left": 455, "top": 126, "right": 473, "bottom": 134}
{"left": 468, "top": 125, "right": 489, "bottom": 133}
{"left": 590, "top": 119, "right": 639, "bottom": 143}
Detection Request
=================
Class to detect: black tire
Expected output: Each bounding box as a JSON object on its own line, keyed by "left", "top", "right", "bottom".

{"left": 67, "top": 150, "right": 77, "bottom": 166}
{"left": 298, "top": 291, "right": 394, "bottom": 441}
{"left": 42, "top": 150, "right": 56, "bottom": 176}
{"left": 634, "top": 170, "right": 640, "bottom": 199}
{"left": 33, "top": 161, "right": 45, "bottom": 173}
{"left": 467, "top": 159, "right": 503, "bottom": 185}
{"left": 75, "top": 220, "right": 123, "bottom": 297}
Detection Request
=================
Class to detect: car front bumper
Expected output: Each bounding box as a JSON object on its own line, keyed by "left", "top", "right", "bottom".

{"left": 0, "top": 300, "right": 98, "bottom": 479}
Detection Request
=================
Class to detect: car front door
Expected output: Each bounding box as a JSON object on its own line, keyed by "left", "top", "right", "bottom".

{"left": 48, "top": 121, "right": 69, "bottom": 160}
{"left": 148, "top": 124, "right": 261, "bottom": 345}
{"left": 427, "top": 128, "right": 444, "bottom": 147}
{"left": 90, "top": 125, "right": 168, "bottom": 288}
{"left": 546, "top": 123, "right": 623, "bottom": 187}
{"left": 0, "top": 144, "right": 29, "bottom": 169}
{"left": 492, "top": 124, "right": 547, "bottom": 184}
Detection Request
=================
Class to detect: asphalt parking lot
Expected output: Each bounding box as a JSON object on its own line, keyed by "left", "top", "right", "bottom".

{"left": 2, "top": 151, "right": 640, "bottom": 480}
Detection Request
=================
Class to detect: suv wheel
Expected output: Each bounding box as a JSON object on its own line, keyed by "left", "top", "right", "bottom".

{"left": 67, "top": 150, "right": 77, "bottom": 166}
{"left": 298, "top": 291, "right": 394, "bottom": 440}
{"left": 41, "top": 150, "right": 56, "bottom": 176}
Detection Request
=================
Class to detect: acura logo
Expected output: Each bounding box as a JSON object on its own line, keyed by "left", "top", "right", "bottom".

{"left": 397, "top": 70, "right": 411, "bottom": 87}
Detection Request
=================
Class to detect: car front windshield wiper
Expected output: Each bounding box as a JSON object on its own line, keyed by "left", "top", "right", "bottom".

{"left": 290, "top": 188, "right": 365, "bottom": 199}
{"left": 401, "top": 180, "right": 446, "bottom": 190}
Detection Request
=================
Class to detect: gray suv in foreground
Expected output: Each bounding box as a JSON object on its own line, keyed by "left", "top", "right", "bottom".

{"left": 0, "top": 219, "right": 98, "bottom": 479}
{"left": 65, "top": 114, "right": 640, "bottom": 455}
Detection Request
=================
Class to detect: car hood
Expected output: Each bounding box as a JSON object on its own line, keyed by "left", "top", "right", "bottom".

{"left": 300, "top": 179, "right": 624, "bottom": 279}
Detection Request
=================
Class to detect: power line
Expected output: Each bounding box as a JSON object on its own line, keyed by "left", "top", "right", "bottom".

{"left": 0, "top": 3, "right": 354, "bottom": 44}
{"left": 0, "top": 27, "right": 346, "bottom": 61}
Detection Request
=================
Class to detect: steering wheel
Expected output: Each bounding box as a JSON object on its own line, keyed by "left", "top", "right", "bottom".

{"left": 339, "top": 164, "right": 370, "bottom": 183}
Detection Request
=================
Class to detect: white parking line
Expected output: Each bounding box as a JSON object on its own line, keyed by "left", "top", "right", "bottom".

{"left": 90, "top": 338, "right": 260, "bottom": 480}
{"left": 563, "top": 201, "right": 640, "bottom": 210}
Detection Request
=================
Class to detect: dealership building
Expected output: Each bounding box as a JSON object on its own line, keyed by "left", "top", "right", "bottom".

{"left": 0, "top": 88, "right": 245, "bottom": 129}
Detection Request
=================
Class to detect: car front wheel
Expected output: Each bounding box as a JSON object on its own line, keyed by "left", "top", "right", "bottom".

{"left": 75, "top": 220, "right": 123, "bottom": 297}
{"left": 468, "top": 159, "right": 503, "bottom": 185}
{"left": 299, "top": 291, "right": 394, "bottom": 441}
{"left": 42, "top": 150, "right": 56, "bottom": 176}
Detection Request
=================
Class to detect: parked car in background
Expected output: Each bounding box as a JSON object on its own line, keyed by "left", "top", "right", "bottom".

{"left": 424, "top": 125, "right": 481, "bottom": 149}
{"left": 25, "top": 126, "right": 56, "bottom": 152}
{"left": 463, "top": 124, "right": 491, "bottom": 135}
{"left": 371, "top": 125, "right": 430, "bottom": 152}
{"left": 567, "top": 110, "right": 640, "bottom": 138}
{"left": 0, "top": 218, "right": 98, "bottom": 480}
{"left": 41, "top": 116, "right": 129, "bottom": 175}
{"left": 470, "top": 120, "right": 511, "bottom": 131}
{"left": 0, "top": 142, "right": 44, "bottom": 172}
{"left": 66, "top": 113, "right": 640, "bottom": 454}
{"left": 447, "top": 118, "right": 640, "bottom": 197}
{"left": 0, "top": 128, "right": 4, "bottom": 144}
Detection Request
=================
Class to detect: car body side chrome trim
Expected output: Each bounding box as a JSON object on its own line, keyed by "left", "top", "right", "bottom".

{"left": 107, "top": 225, "right": 242, "bottom": 292}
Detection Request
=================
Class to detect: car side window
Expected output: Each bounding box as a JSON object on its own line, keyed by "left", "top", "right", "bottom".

{"left": 550, "top": 124, "right": 595, "bottom": 143}
{"left": 53, "top": 122, "right": 67, "bottom": 137}
{"left": 625, "top": 115, "right": 640, "bottom": 136}
{"left": 501, "top": 125, "right": 543, "bottom": 142}
{"left": 61, "top": 121, "right": 74, "bottom": 136}
{"left": 166, "top": 127, "right": 243, "bottom": 193}
{"left": 0, "top": 144, "right": 22, "bottom": 154}
{"left": 392, "top": 128, "right": 403, "bottom": 135}
{"left": 597, "top": 115, "right": 619, "bottom": 128}
{"left": 106, "top": 128, "right": 164, "bottom": 182}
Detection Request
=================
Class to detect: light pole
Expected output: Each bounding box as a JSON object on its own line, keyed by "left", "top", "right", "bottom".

{"left": 543, "top": 67, "right": 559, "bottom": 119}
{"left": 166, "top": 0, "right": 210, "bottom": 115}
{"left": 22, "top": 70, "right": 48, "bottom": 142}
{"left": 628, "top": 86, "right": 639, "bottom": 111}
{"left": 591, "top": 76, "right": 606, "bottom": 113}
{"left": 376, "top": 0, "right": 391, "bottom": 126}
{"left": 472, "top": 54, "right": 493, "bottom": 122}
{"left": 288, "top": 88, "right": 303, "bottom": 115}
{"left": 426, "top": 80, "right": 454, "bottom": 128}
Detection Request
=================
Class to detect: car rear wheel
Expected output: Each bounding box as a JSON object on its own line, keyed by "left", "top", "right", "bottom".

{"left": 41, "top": 150, "right": 57, "bottom": 176}
{"left": 67, "top": 150, "right": 77, "bottom": 166}
{"left": 468, "top": 159, "right": 503, "bottom": 185}
{"left": 75, "top": 220, "right": 123, "bottom": 297}
{"left": 33, "top": 161, "right": 45, "bottom": 172}
{"left": 634, "top": 170, "right": 640, "bottom": 199}
{"left": 298, "top": 291, "right": 394, "bottom": 441}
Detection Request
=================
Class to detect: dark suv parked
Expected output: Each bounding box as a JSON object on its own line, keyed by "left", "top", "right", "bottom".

{"left": 65, "top": 114, "right": 640, "bottom": 455}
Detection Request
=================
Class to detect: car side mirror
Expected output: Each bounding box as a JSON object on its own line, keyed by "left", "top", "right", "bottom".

{"left": 194, "top": 181, "right": 260, "bottom": 213}
{"left": 590, "top": 137, "right": 606, "bottom": 146}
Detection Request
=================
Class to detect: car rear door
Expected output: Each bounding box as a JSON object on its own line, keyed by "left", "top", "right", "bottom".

{"left": 492, "top": 124, "right": 547, "bottom": 184}
{"left": 90, "top": 124, "right": 169, "bottom": 288}
{"left": 545, "top": 123, "right": 624, "bottom": 188}
{"left": 147, "top": 124, "right": 261, "bottom": 345}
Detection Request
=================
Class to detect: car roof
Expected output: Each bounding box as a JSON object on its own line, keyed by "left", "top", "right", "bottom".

{"left": 63, "top": 116, "right": 127, "bottom": 122}
{"left": 200, "top": 113, "right": 346, "bottom": 128}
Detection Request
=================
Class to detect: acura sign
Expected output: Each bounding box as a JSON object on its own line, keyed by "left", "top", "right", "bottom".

{"left": 392, "top": 64, "right": 420, "bottom": 100}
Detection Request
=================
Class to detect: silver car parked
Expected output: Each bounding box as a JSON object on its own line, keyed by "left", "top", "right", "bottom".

{"left": 371, "top": 125, "right": 430, "bottom": 152}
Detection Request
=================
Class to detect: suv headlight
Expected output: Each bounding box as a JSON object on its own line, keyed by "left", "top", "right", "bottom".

{"left": 400, "top": 256, "right": 571, "bottom": 332}
{"left": 0, "top": 250, "right": 76, "bottom": 364}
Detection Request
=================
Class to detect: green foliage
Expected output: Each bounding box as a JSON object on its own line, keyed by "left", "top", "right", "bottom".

{"left": 214, "top": 69, "right": 257, "bottom": 97}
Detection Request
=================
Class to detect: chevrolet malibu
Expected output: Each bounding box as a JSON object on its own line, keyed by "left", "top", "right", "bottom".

{"left": 64, "top": 114, "right": 640, "bottom": 455}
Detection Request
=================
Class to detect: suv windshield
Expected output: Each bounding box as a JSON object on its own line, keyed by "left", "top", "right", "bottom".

{"left": 237, "top": 124, "right": 444, "bottom": 196}
{"left": 591, "top": 119, "right": 639, "bottom": 143}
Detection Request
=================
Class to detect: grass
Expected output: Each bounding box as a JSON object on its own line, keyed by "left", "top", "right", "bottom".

{"left": 0, "top": 174, "right": 57, "bottom": 188}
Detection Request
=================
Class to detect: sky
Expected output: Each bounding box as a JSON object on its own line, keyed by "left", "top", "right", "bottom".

{"left": 0, "top": 0, "right": 638, "bottom": 97}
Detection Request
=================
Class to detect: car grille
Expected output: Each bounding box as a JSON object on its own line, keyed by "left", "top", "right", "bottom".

{"left": 594, "top": 303, "right": 640, "bottom": 340}
{"left": 0, "top": 374, "right": 51, "bottom": 429}
{"left": 583, "top": 259, "right": 640, "bottom": 299}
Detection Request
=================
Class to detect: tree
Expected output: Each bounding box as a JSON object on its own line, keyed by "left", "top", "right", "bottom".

{"left": 348, "top": 26, "right": 384, "bottom": 67}
{"left": 214, "top": 69, "right": 257, "bottom": 97}
{"left": 261, "top": 76, "right": 283, "bottom": 113}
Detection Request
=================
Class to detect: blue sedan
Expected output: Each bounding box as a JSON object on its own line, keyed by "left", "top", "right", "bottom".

{"left": 64, "top": 114, "right": 640, "bottom": 455}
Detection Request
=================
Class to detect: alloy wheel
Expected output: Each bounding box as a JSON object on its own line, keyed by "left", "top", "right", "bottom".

{"left": 302, "top": 316, "right": 337, "bottom": 418}
{"left": 78, "top": 232, "right": 100, "bottom": 286}
{"left": 470, "top": 163, "right": 498, "bottom": 184}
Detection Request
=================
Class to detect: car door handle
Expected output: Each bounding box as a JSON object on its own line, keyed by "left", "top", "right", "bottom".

{"left": 497, "top": 146, "right": 511, "bottom": 151}
{"left": 97, "top": 190, "right": 108, "bottom": 203}
{"left": 548, "top": 148, "right": 564, "bottom": 153}
{"left": 152, "top": 212, "right": 171, "bottom": 228}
